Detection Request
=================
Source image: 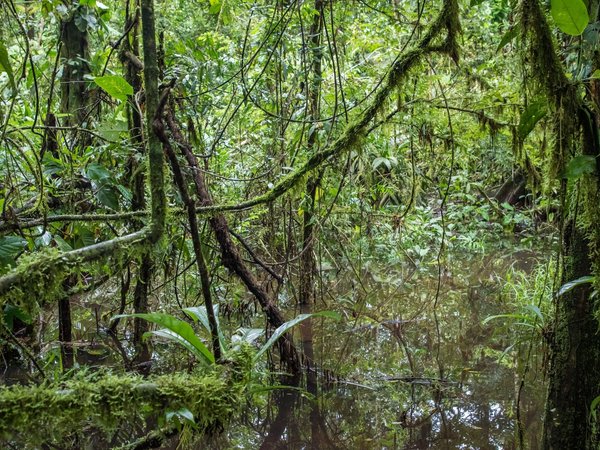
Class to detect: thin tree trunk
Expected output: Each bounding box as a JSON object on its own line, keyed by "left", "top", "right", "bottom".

{"left": 57, "top": 7, "right": 93, "bottom": 371}
{"left": 164, "top": 110, "right": 300, "bottom": 372}
{"left": 141, "top": 0, "right": 166, "bottom": 243}
{"left": 60, "top": 9, "right": 91, "bottom": 136}
{"left": 155, "top": 118, "right": 222, "bottom": 360}
{"left": 121, "top": 0, "right": 153, "bottom": 370}
{"left": 300, "top": 3, "right": 325, "bottom": 447}
{"left": 58, "top": 294, "right": 73, "bottom": 369}
{"left": 299, "top": 0, "right": 324, "bottom": 311}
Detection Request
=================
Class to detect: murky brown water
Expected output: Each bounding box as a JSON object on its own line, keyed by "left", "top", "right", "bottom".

{"left": 209, "top": 247, "right": 547, "bottom": 449}
{"left": 0, "top": 242, "right": 547, "bottom": 449}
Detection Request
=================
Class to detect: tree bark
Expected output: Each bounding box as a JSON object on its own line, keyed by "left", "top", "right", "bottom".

{"left": 164, "top": 110, "right": 300, "bottom": 372}
{"left": 543, "top": 226, "right": 600, "bottom": 448}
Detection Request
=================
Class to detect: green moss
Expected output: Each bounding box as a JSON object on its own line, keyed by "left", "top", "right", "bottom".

{"left": 0, "top": 347, "right": 254, "bottom": 448}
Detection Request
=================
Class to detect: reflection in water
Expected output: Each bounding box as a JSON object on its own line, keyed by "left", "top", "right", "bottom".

{"left": 212, "top": 249, "right": 545, "bottom": 449}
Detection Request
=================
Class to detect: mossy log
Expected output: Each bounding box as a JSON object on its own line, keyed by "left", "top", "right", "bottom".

{"left": 0, "top": 352, "right": 252, "bottom": 448}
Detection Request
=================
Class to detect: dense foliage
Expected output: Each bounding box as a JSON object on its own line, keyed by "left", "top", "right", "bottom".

{"left": 1, "top": 0, "right": 599, "bottom": 448}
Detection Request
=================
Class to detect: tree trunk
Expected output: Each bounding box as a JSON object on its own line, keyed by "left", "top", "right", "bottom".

{"left": 164, "top": 110, "right": 300, "bottom": 372}
{"left": 121, "top": 1, "right": 153, "bottom": 371}
{"left": 57, "top": 7, "right": 93, "bottom": 371}
{"left": 60, "top": 8, "right": 91, "bottom": 142}
{"left": 543, "top": 225, "right": 600, "bottom": 448}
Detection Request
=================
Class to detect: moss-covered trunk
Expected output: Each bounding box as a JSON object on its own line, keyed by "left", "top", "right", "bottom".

{"left": 518, "top": 2, "right": 600, "bottom": 445}
{"left": 60, "top": 11, "right": 90, "bottom": 135}
{"left": 543, "top": 226, "right": 600, "bottom": 448}
{"left": 58, "top": 8, "right": 93, "bottom": 370}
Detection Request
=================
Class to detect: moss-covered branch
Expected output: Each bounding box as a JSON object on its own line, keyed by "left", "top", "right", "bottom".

{"left": 519, "top": 0, "right": 580, "bottom": 176}
{"left": 209, "top": 0, "right": 459, "bottom": 214}
{"left": 0, "top": 229, "right": 149, "bottom": 300}
{"left": 0, "top": 349, "right": 252, "bottom": 448}
{"left": 0, "top": 0, "right": 458, "bottom": 302}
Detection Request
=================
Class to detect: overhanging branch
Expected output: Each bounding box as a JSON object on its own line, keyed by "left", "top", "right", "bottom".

{"left": 0, "top": 0, "right": 459, "bottom": 300}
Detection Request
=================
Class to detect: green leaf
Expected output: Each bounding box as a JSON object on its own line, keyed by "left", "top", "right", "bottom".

{"left": 183, "top": 305, "right": 226, "bottom": 351}
{"left": 97, "top": 184, "right": 119, "bottom": 210}
{"left": 563, "top": 155, "right": 597, "bottom": 180}
{"left": 517, "top": 102, "right": 547, "bottom": 140}
{"left": 557, "top": 275, "right": 595, "bottom": 297}
{"left": 524, "top": 304, "right": 544, "bottom": 323}
{"left": 550, "top": 0, "right": 589, "bottom": 36}
{"left": 53, "top": 235, "right": 73, "bottom": 251}
{"left": 94, "top": 75, "right": 133, "bottom": 101}
{"left": 255, "top": 311, "right": 341, "bottom": 360}
{"left": 372, "top": 157, "right": 391, "bottom": 171}
{"left": 166, "top": 408, "right": 195, "bottom": 424}
{"left": 232, "top": 328, "right": 264, "bottom": 345}
{"left": 208, "top": 0, "right": 221, "bottom": 14}
{"left": 0, "top": 42, "right": 15, "bottom": 91}
{"left": 0, "top": 236, "right": 27, "bottom": 270}
{"left": 112, "top": 313, "right": 215, "bottom": 365}
{"left": 0, "top": 236, "right": 27, "bottom": 259}
{"left": 86, "top": 162, "right": 112, "bottom": 181}
{"left": 3, "top": 304, "right": 32, "bottom": 330}
{"left": 75, "top": 225, "right": 96, "bottom": 248}
{"left": 591, "top": 70, "right": 600, "bottom": 79}
{"left": 497, "top": 27, "right": 518, "bottom": 52}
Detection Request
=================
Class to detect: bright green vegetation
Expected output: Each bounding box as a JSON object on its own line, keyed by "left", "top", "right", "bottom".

{"left": 0, "top": 352, "right": 250, "bottom": 448}
{"left": 1, "top": 0, "right": 600, "bottom": 448}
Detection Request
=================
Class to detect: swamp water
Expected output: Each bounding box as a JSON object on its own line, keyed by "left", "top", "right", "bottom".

{"left": 209, "top": 244, "right": 547, "bottom": 449}
{"left": 0, "top": 240, "right": 548, "bottom": 449}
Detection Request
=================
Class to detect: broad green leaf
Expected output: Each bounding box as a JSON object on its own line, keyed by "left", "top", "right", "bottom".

{"left": 94, "top": 75, "right": 133, "bottom": 101}
{"left": 166, "top": 408, "right": 195, "bottom": 424}
{"left": 255, "top": 311, "right": 341, "bottom": 360}
{"left": 591, "top": 70, "right": 600, "bottom": 79}
{"left": 0, "top": 236, "right": 27, "bottom": 271}
{"left": 550, "top": 0, "right": 589, "bottom": 36}
{"left": 209, "top": 0, "right": 221, "bottom": 14}
{"left": 232, "top": 328, "right": 264, "bottom": 345}
{"left": 113, "top": 313, "right": 215, "bottom": 364}
{"left": 563, "top": 155, "right": 597, "bottom": 180}
{"left": 557, "top": 275, "right": 595, "bottom": 297}
{"left": 116, "top": 184, "right": 132, "bottom": 202}
{"left": 3, "top": 304, "right": 32, "bottom": 330}
{"left": 184, "top": 305, "right": 225, "bottom": 351}
{"left": 497, "top": 27, "right": 518, "bottom": 52}
{"left": 145, "top": 329, "right": 211, "bottom": 363}
{"left": 97, "top": 184, "right": 119, "bottom": 210}
{"left": 524, "top": 304, "right": 544, "bottom": 323}
{"left": 86, "top": 162, "right": 112, "bottom": 181}
{"left": 75, "top": 225, "right": 96, "bottom": 248}
{"left": 0, "top": 42, "right": 16, "bottom": 90}
{"left": 184, "top": 305, "right": 219, "bottom": 334}
{"left": 518, "top": 102, "right": 547, "bottom": 139}
{"left": 53, "top": 235, "right": 73, "bottom": 251}
{"left": 0, "top": 236, "right": 27, "bottom": 259}
{"left": 372, "top": 157, "right": 391, "bottom": 171}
